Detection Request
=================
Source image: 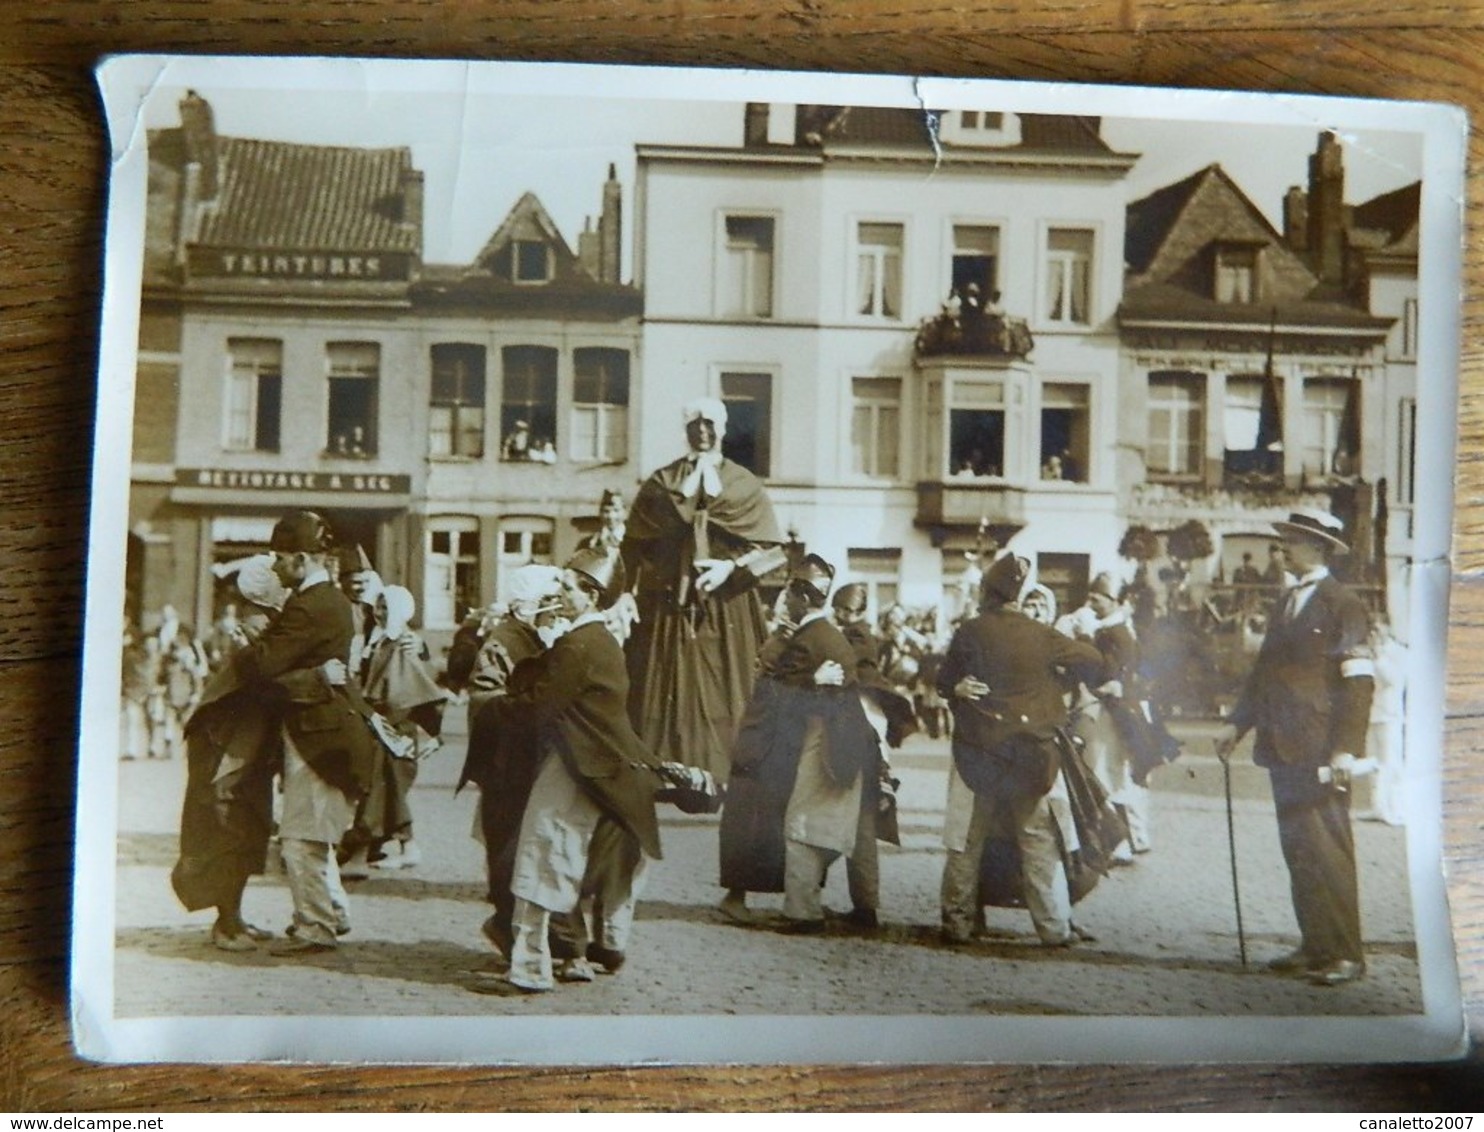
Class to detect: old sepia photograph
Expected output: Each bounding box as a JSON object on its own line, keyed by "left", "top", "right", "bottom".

{"left": 75, "top": 56, "right": 1465, "bottom": 1063}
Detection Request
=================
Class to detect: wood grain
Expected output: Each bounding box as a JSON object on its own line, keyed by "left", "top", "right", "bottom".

{"left": 2, "top": 3, "right": 1482, "bottom": 1111}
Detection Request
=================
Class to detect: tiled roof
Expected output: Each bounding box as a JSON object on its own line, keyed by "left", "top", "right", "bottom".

{"left": 1123, "top": 163, "right": 1318, "bottom": 303}
{"left": 794, "top": 107, "right": 1114, "bottom": 154}
{"left": 1349, "top": 181, "right": 1420, "bottom": 256}
{"left": 195, "top": 137, "right": 421, "bottom": 253}
{"left": 1119, "top": 281, "right": 1390, "bottom": 330}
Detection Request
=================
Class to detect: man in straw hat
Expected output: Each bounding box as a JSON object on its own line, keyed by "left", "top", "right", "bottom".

{"left": 1216, "top": 506, "right": 1375, "bottom": 985}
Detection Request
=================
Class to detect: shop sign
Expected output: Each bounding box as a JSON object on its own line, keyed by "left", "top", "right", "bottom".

{"left": 178, "top": 468, "right": 411, "bottom": 494}
{"left": 188, "top": 248, "right": 410, "bottom": 281}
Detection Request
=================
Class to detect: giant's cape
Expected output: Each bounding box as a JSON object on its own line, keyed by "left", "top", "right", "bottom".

{"left": 625, "top": 454, "right": 783, "bottom": 555}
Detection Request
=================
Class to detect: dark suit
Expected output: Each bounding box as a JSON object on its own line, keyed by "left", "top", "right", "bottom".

{"left": 936, "top": 605, "right": 1106, "bottom": 943}
{"left": 230, "top": 573, "right": 376, "bottom": 945}
{"left": 937, "top": 606, "right": 1106, "bottom": 798}
{"left": 231, "top": 577, "right": 376, "bottom": 799}
{"left": 1231, "top": 573, "right": 1374, "bottom": 966}
{"left": 720, "top": 616, "right": 876, "bottom": 897}
{"left": 501, "top": 616, "right": 663, "bottom": 988}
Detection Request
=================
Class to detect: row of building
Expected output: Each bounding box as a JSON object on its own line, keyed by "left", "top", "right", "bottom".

{"left": 128, "top": 93, "right": 1420, "bottom": 647}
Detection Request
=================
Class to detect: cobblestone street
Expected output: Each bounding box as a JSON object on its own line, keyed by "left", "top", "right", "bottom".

{"left": 107, "top": 714, "right": 1424, "bottom": 1032}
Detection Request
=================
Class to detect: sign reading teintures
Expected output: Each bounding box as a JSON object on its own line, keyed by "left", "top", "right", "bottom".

{"left": 80, "top": 54, "right": 1468, "bottom": 1066}
{"left": 187, "top": 249, "right": 413, "bottom": 281}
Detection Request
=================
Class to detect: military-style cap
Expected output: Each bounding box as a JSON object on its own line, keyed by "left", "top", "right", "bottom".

{"left": 788, "top": 553, "right": 836, "bottom": 604}
{"left": 981, "top": 553, "right": 1031, "bottom": 606}
{"left": 831, "top": 581, "right": 869, "bottom": 615}
{"left": 565, "top": 547, "right": 627, "bottom": 610}
{"left": 1088, "top": 571, "right": 1120, "bottom": 601}
{"left": 269, "top": 510, "right": 333, "bottom": 555}
{"left": 336, "top": 543, "right": 373, "bottom": 575}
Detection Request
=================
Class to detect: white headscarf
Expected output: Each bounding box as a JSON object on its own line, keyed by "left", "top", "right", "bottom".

{"left": 680, "top": 397, "right": 728, "bottom": 499}
{"left": 375, "top": 584, "right": 417, "bottom": 642}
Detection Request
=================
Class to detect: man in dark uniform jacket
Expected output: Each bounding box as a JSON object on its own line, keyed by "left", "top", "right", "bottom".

{"left": 1217, "top": 508, "right": 1375, "bottom": 985}
{"left": 937, "top": 553, "right": 1107, "bottom": 946}
{"left": 228, "top": 511, "right": 377, "bottom": 954}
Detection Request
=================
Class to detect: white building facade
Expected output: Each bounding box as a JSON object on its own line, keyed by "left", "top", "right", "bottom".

{"left": 635, "top": 106, "right": 1139, "bottom": 620}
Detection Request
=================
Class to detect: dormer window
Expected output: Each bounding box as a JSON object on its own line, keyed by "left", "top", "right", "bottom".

{"left": 945, "top": 111, "right": 1021, "bottom": 147}
{"left": 961, "top": 111, "right": 1002, "bottom": 132}
{"left": 1214, "top": 242, "right": 1261, "bottom": 303}
{"left": 512, "top": 239, "right": 553, "bottom": 284}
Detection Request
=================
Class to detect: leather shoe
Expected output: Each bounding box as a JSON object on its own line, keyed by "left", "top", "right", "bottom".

{"left": 239, "top": 922, "right": 274, "bottom": 942}
{"left": 269, "top": 934, "right": 335, "bottom": 956}
{"left": 1309, "top": 959, "right": 1366, "bottom": 986}
{"left": 1267, "top": 948, "right": 1317, "bottom": 974}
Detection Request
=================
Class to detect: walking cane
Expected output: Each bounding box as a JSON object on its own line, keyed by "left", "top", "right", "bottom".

{"left": 1218, "top": 739, "right": 1249, "bottom": 968}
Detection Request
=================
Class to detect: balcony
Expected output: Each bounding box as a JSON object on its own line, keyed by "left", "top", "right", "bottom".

{"left": 915, "top": 479, "right": 1028, "bottom": 546}
{"left": 914, "top": 309, "right": 1035, "bottom": 359}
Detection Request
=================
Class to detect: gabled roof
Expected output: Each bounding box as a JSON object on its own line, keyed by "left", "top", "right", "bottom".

{"left": 195, "top": 137, "right": 421, "bottom": 253}
{"left": 1120, "top": 162, "right": 1389, "bottom": 330}
{"left": 471, "top": 191, "right": 578, "bottom": 272}
{"left": 1349, "top": 180, "right": 1420, "bottom": 257}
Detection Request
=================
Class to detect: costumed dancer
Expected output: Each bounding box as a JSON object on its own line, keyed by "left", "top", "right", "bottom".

{"left": 1057, "top": 573, "right": 1152, "bottom": 861}
{"left": 171, "top": 556, "right": 331, "bottom": 951}
{"left": 717, "top": 555, "right": 877, "bottom": 932}
{"left": 353, "top": 585, "right": 445, "bottom": 871}
{"left": 621, "top": 397, "right": 784, "bottom": 784}
{"left": 827, "top": 581, "right": 917, "bottom": 930}
{"left": 937, "top": 553, "right": 1112, "bottom": 947}
{"left": 473, "top": 548, "right": 663, "bottom": 994}
{"left": 1215, "top": 508, "right": 1375, "bottom": 985}
{"left": 456, "top": 564, "right": 565, "bottom": 962}
{"left": 224, "top": 513, "right": 378, "bottom": 956}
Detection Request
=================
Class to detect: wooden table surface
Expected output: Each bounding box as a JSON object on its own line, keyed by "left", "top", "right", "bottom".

{"left": 4, "top": 0, "right": 1484, "bottom": 1112}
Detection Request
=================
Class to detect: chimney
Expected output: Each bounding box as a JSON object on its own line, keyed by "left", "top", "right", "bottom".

{"left": 744, "top": 102, "right": 770, "bottom": 147}
{"left": 1306, "top": 132, "right": 1346, "bottom": 286}
{"left": 1283, "top": 186, "right": 1308, "bottom": 253}
{"left": 598, "top": 162, "right": 622, "bottom": 284}
{"left": 178, "top": 90, "right": 218, "bottom": 199}
{"left": 767, "top": 104, "right": 798, "bottom": 146}
{"left": 578, "top": 217, "right": 600, "bottom": 280}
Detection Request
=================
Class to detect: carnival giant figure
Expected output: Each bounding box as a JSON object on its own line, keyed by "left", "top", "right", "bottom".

{"left": 621, "top": 397, "right": 783, "bottom": 783}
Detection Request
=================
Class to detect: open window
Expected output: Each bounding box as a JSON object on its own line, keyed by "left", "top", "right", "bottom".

{"left": 500, "top": 345, "right": 558, "bottom": 462}
{"left": 325, "top": 342, "right": 379, "bottom": 457}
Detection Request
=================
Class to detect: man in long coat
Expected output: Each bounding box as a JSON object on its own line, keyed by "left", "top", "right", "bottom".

{"left": 718, "top": 555, "right": 877, "bottom": 931}
{"left": 228, "top": 511, "right": 378, "bottom": 955}
{"left": 1217, "top": 507, "right": 1375, "bottom": 986}
{"left": 937, "top": 553, "right": 1108, "bottom": 946}
{"left": 480, "top": 548, "right": 663, "bottom": 993}
{"left": 621, "top": 397, "right": 783, "bottom": 783}
{"left": 456, "top": 564, "right": 564, "bottom": 958}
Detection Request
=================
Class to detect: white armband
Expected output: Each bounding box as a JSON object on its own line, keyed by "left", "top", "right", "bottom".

{"left": 1340, "top": 657, "right": 1376, "bottom": 679}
